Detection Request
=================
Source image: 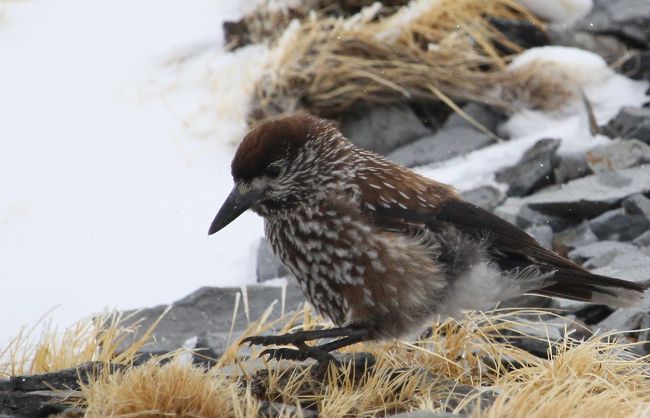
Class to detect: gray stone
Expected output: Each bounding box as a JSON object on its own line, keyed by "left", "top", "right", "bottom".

{"left": 341, "top": 105, "right": 431, "bottom": 155}
{"left": 552, "top": 221, "right": 598, "bottom": 257}
{"left": 591, "top": 251, "right": 650, "bottom": 283}
{"left": 576, "top": 0, "right": 650, "bottom": 47}
{"left": 495, "top": 138, "right": 560, "bottom": 197}
{"left": 5, "top": 362, "right": 122, "bottom": 392}
{"left": 554, "top": 153, "right": 592, "bottom": 184}
{"left": 490, "top": 17, "right": 548, "bottom": 52}
{"left": 623, "top": 193, "right": 650, "bottom": 219}
{"left": 522, "top": 166, "right": 650, "bottom": 218}
{"left": 619, "top": 50, "right": 650, "bottom": 81}
{"left": 593, "top": 251, "right": 650, "bottom": 352}
{"left": 526, "top": 224, "right": 553, "bottom": 250}
{"left": 633, "top": 229, "right": 650, "bottom": 247}
{"left": 387, "top": 127, "right": 493, "bottom": 167}
{"left": 589, "top": 207, "right": 650, "bottom": 241}
{"left": 568, "top": 241, "right": 641, "bottom": 268}
{"left": 256, "top": 238, "right": 288, "bottom": 282}
{"left": 460, "top": 185, "right": 505, "bottom": 211}
{"left": 501, "top": 316, "right": 591, "bottom": 358}
{"left": 443, "top": 102, "right": 502, "bottom": 133}
{"left": 0, "top": 389, "right": 81, "bottom": 418}
{"left": 119, "top": 284, "right": 306, "bottom": 354}
{"left": 494, "top": 198, "right": 572, "bottom": 231}
{"left": 547, "top": 28, "right": 629, "bottom": 62}
{"left": 603, "top": 107, "right": 650, "bottom": 143}
{"left": 586, "top": 139, "right": 650, "bottom": 172}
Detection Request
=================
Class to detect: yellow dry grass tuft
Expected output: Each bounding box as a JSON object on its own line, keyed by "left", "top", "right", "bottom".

{"left": 0, "top": 309, "right": 165, "bottom": 378}
{"left": 3, "top": 304, "right": 650, "bottom": 417}
{"left": 482, "top": 335, "right": 650, "bottom": 417}
{"left": 249, "top": 0, "right": 547, "bottom": 122}
{"left": 81, "top": 358, "right": 244, "bottom": 418}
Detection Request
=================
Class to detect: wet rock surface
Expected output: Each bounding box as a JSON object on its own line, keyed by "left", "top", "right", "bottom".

{"left": 119, "top": 284, "right": 306, "bottom": 357}
{"left": 495, "top": 138, "right": 561, "bottom": 197}
{"left": 603, "top": 107, "right": 650, "bottom": 143}
{"left": 387, "top": 127, "right": 493, "bottom": 167}
{"left": 576, "top": 0, "right": 650, "bottom": 47}
{"left": 341, "top": 105, "right": 432, "bottom": 155}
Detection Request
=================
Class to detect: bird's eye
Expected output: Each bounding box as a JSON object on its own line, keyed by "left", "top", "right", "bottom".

{"left": 265, "top": 165, "right": 282, "bottom": 178}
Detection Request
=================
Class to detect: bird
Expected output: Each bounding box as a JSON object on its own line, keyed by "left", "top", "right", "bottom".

{"left": 208, "top": 112, "right": 649, "bottom": 363}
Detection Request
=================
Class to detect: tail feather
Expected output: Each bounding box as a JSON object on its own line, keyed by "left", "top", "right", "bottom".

{"left": 535, "top": 268, "right": 649, "bottom": 308}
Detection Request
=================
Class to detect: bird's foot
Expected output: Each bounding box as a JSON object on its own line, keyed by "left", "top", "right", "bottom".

{"left": 260, "top": 346, "right": 338, "bottom": 366}
{"left": 241, "top": 332, "right": 306, "bottom": 347}
{"left": 241, "top": 327, "right": 354, "bottom": 347}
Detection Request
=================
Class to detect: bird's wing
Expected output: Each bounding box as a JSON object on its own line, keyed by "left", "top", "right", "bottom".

{"left": 358, "top": 178, "right": 646, "bottom": 303}
{"left": 360, "top": 181, "right": 580, "bottom": 272}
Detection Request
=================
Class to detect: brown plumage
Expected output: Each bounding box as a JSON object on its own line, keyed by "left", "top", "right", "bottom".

{"left": 208, "top": 112, "right": 649, "bottom": 363}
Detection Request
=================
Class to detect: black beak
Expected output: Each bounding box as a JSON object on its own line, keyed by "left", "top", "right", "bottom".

{"left": 208, "top": 185, "right": 262, "bottom": 235}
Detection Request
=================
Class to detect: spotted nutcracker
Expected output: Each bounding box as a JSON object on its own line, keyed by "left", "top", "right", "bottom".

{"left": 208, "top": 113, "right": 648, "bottom": 362}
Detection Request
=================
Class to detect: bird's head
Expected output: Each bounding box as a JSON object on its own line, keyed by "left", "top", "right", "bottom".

{"left": 208, "top": 113, "right": 352, "bottom": 235}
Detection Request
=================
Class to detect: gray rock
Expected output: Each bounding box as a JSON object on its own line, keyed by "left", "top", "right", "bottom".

{"left": 490, "top": 17, "right": 548, "bottom": 53}
{"left": 495, "top": 138, "right": 560, "bottom": 197}
{"left": 568, "top": 241, "right": 641, "bottom": 268}
{"left": 526, "top": 224, "right": 553, "bottom": 250}
{"left": 0, "top": 390, "right": 81, "bottom": 418}
{"left": 119, "top": 284, "right": 306, "bottom": 355}
{"left": 633, "top": 229, "right": 650, "bottom": 247}
{"left": 257, "top": 238, "right": 288, "bottom": 282}
{"left": 443, "top": 102, "right": 502, "bottom": 133}
{"left": 499, "top": 316, "right": 591, "bottom": 358}
{"left": 576, "top": 0, "right": 650, "bottom": 47}
{"left": 593, "top": 251, "right": 650, "bottom": 352}
{"left": 554, "top": 153, "right": 592, "bottom": 184}
{"left": 341, "top": 105, "right": 431, "bottom": 155}
{"left": 589, "top": 207, "right": 650, "bottom": 241}
{"left": 548, "top": 29, "right": 629, "bottom": 62}
{"left": 603, "top": 107, "right": 650, "bottom": 143}
{"left": 5, "top": 362, "right": 122, "bottom": 392}
{"left": 619, "top": 50, "right": 650, "bottom": 81}
{"left": 586, "top": 139, "right": 650, "bottom": 172}
{"left": 623, "top": 193, "right": 650, "bottom": 219}
{"left": 387, "top": 127, "right": 493, "bottom": 167}
{"left": 552, "top": 221, "right": 598, "bottom": 257}
{"left": 522, "top": 166, "right": 650, "bottom": 218}
{"left": 494, "top": 198, "right": 572, "bottom": 231}
{"left": 591, "top": 251, "right": 650, "bottom": 283}
{"left": 460, "top": 185, "right": 505, "bottom": 211}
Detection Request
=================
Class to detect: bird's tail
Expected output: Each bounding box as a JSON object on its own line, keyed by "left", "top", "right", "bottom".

{"left": 536, "top": 268, "right": 649, "bottom": 308}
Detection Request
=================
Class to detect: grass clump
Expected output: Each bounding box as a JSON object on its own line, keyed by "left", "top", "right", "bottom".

{"left": 248, "top": 0, "right": 548, "bottom": 122}
{"left": 2, "top": 305, "right": 650, "bottom": 417}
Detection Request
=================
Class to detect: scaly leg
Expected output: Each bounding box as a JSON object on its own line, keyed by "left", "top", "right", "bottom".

{"left": 259, "top": 334, "right": 367, "bottom": 363}
{"left": 240, "top": 325, "right": 365, "bottom": 348}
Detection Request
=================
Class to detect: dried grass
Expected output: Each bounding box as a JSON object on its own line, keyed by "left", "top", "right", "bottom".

{"left": 81, "top": 358, "right": 241, "bottom": 418}
{"left": 3, "top": 305, "right": 650, "bottom": 417}
{"left": 0, "top": 309, "right": 164, "bottom": 378}
{"left": 248, "top": 0, "right": 556, "bottom": 122}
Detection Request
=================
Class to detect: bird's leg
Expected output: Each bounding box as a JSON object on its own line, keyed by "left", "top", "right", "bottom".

{"left": 259, "top": 334, "right": 367, "bottom": 364}
{"left": 241, "top": 325, "right": 363, "bottom": 348}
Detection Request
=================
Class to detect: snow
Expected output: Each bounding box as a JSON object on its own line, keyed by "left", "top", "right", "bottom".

{"left": 0, "top": 0, "right": 264, "bottom": 342}
{"left": 517, "top": 0, "right": 593, "bottom": 24}
{"left": 419, "top": 47, "right": 649, "bottom": 191}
